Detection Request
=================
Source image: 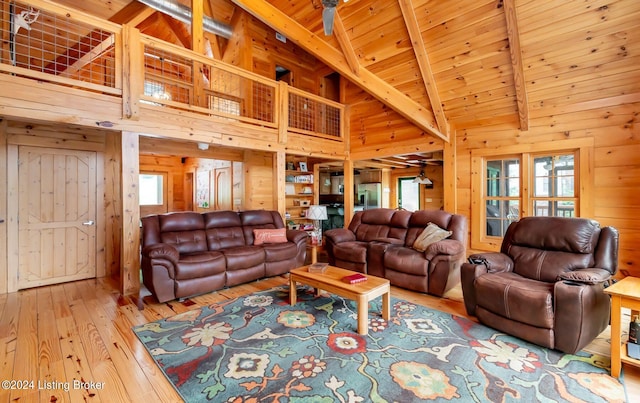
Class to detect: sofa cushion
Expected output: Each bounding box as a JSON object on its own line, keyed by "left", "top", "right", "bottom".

{"left": 175, "top": 251, "right": 226, "bottom": 280}
{"left": 222, "top": 246, "right": 266, "bottom": 271}
{"left": 384, "top": 247, "right": 428, "bottom": 276}
{"left": 509, "top": 216, "right": 599, "bottom": 254}
{"left": 333, "top": 241, "right": 369, "bottom": 263}
{"left": 510, "top": 245, "right": 594, "bottom": 282}
{"left": 161, "top": 230, "right": 208, "bottom": 254}
{"left": 263, "top": 242, "right": 298, "bottom": 262}
{"left": 253, "top": 228, "right": 287, "bottom": 245}
{"left": 475, "top": 271, "right": 554, "bottom": 329}
{"left": 204, "top": 211, "right": 246, "bottom": 250}
{"left": 413, "top": 223, "right": 452, "bottom": 252}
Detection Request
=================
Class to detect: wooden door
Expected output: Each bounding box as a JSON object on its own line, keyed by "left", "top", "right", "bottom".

{"left": 18, "top": 147, "right": 97, "bottom": 289}
{"left": 213, "top": 167, "right": 232, "bottom": 210}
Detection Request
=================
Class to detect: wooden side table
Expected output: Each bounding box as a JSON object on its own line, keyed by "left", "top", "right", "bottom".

{"left": 604, "top": 276, "right": 640, "bottom": 378}
{"left": 307, "top": 243, "right": 324, "bottom": 264}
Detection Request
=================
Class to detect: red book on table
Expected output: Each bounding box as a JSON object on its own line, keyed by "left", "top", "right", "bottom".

{"left": 342, "top": 273, "right": 367, "bottom": 284}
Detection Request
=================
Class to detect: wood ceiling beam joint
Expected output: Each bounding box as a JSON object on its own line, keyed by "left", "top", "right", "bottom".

{"left": 504, "top": 0, "right": 529, "bottom": 131}
{"left": 398, "top": 0, "right": 449, "bottom": 136}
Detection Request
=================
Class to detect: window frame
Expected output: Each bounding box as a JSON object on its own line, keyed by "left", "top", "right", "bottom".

{"left": 470, "top": 138, "right": 593, "bottom": 251}
{"left": 139, "top": 170, "right": 170, "bottom": 216}
{"left": 397, "top": 177, "right": 421, "bottom": 211}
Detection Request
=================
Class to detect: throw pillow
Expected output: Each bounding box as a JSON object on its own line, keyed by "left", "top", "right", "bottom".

{"left": 253, "top": 228, "right": 288, "bottom": 245}
{"left": 413, "top": 222, "right": 452, "bottom": 252}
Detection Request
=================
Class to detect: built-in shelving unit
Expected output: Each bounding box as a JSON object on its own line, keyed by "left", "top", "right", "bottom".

{"left": 285, "top": 156, "right": 315, "bottom": 229}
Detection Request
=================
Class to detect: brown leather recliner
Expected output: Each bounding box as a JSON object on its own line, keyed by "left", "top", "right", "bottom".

{"left": 461, "top": 216, "right": 619, "bottom": 354}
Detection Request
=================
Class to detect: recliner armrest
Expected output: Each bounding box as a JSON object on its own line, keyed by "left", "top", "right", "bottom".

{"left": 324, "top": 228, "right": 356, "bottom": 244}
{"left": 142, "top": 243, "right": 180, "bottom": 264}
{"left": 557, "top": 268, "right": 612, "bottom": 285}
{"left": 424, "top": 239, "right": 464, "bottom": 260}
{"left": 468, "top": 252, "right": 514, "bottom": 273}
{"left": 286, "top": 229, "right": 308, "bottom": 244}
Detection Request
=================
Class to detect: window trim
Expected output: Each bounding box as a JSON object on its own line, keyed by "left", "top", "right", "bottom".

{"left": 139, "top": 170, "right": 170, "bottom": 216}
{"left": 470, "top": 138, "right": 593, "bottom": 251}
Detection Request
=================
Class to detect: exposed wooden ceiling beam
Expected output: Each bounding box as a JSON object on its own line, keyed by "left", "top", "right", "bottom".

{"left": 110, "top": 0, "right": 154, "bottom": 25}
{"left": 124, "top": 6, "right": 157, "bottom": 27}
{"left": 60, "top": 35, "right": 115, "bottom": 78}
{"left": 230, "top": 0, "right": 448, "bottom": 143}
{"left": 398, "top": 0, "right": 449, "bottom": 136}
{"left": 333, "top": 13, "right": 360, "bottom": 76}
{"left": 504, "top": 0, "right": 529, "bottom": 131}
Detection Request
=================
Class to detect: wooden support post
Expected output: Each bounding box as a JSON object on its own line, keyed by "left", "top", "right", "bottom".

{"left": 120, "top": 132, "right": 140, "bottom": 297}
{"left": 277, "top": 82, "right": 288, "bottom": 144}
{"left": 122, "top": 25, "right": 142, "bottom": 120}
{"left": 0, "top": 120, "right": 7, "bottom": 294}
{"left": 275, "top": 151, "right": 286, "bottom": 219}
{"left": 443, "top": 133, "right": 457, "bottom": 214}
{"left": 343, "top": 159, "right": 354, "bottom": 228}
{"left": 192, "top": 0, "right": 206, "bottom": 108}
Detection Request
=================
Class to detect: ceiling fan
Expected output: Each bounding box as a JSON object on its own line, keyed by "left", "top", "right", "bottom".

{"left": 321, "top": 0, "right": 340, "bottom": 36}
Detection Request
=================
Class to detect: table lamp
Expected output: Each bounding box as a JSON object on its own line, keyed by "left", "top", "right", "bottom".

{"left": 306, "top": 205, "right": 328, "bottom": 245}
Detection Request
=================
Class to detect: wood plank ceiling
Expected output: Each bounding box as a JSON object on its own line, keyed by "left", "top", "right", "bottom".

{"left": 47, "top": 0, "right": 640, "bottom": 169}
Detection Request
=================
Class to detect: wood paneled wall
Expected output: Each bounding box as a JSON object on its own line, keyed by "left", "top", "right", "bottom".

{"left": 455, "top": 102, "right": 640, "bottom": 278}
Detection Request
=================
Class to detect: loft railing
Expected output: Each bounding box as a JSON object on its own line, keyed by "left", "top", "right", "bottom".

{"left": 0, "top": 0, "right": 344, "bottom": 140}
{"left": 139, "top": 36, "right": 279, "bottom": 129}
{"left": 0, "top": 0, "right": 121, "bottom": 95}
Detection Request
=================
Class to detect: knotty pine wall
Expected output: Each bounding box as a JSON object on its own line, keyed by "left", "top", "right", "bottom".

{"left": 0, "top": 120, "right": 111, "bottom": 293}
{"left": 455, "top": 102, "right": 640, "bottom": 278}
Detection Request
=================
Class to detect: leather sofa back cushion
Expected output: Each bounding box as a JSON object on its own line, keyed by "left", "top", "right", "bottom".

{"left": 161, "top": 230, "right": 208, "bottom": 254}
{"left": 206, "top": 227, "right": 246, "bottom": 250}
{"left": 510, "top": 245, "right": 594, "bottom": 282}
{"left": 354, "top": 224, "right": 391, "bottom": 242}
{"left": 509, "top": 216, "right": 599, "bottom": 254}
{"left": 159, "top": 212, "right": 204, "bottom": 232}
{"left": 412, "top": 223, "right": 452, "bottom": 252}
{"left": 253, "top": 228, "right": 288, "bottom": 245}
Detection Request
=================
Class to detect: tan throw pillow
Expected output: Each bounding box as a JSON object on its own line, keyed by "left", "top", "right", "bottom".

{"left": 253, "top": 228, "right": 288, "bottom": 245}
{"left": 413, "top": 223, "right": 452, "bottom": 252}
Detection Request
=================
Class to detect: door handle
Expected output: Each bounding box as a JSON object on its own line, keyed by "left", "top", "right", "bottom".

{"left": 82, "top": 220, "right": 95, "bottom": 226}
{"left": 0, "top": 219, "right": 4, "bottom": 223}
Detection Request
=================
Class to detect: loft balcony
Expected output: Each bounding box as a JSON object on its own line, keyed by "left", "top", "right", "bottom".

{"left": 0, "top": 0, "right": 347, "bottom": 157}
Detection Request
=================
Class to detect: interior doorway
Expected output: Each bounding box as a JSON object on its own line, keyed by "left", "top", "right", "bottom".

{"left": 15, "top": 146, "right": 98, "bottom": 289}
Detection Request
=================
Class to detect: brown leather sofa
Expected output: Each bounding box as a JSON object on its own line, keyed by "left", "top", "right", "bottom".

{"left": 324, "top": 208, "right": 467, "bottom": 296}
{"left": 141, "top": 210, "right": 308, "bottom": 303}
{"left": 461, "top": 216, "right": 619, "bottom": 354}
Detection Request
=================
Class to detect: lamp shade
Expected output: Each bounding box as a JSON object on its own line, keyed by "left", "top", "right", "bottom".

{"left": 307, "top": 205, "right": 328, "bottom": 220}
{"left": 413, "top": 170, "right": 433, "bottom": 185}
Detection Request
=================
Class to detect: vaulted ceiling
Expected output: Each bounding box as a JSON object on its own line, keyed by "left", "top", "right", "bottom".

{"left": 49, "top": 0, "right": 640, "bottom": 168}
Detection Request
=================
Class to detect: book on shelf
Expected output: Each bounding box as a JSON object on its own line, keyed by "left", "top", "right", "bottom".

{"left": 342, "top": 273, "right": 367, "bottom": 284}
{"left": 308, "top": 262, "right": 328, "bottom": 273}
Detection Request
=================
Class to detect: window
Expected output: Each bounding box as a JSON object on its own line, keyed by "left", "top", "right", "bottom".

{"left": 471, "top": 138, "right": 593, "bottom": 250}
{"left": 139, "top": 173, "right": 165, "bottom": 206}
{"left": 398, "top": 178, "right": 420, "bottom": 212}
{"left": 532, "top": 154, "right": 576, "bottom": 217}
{"left": 485, "top": 158, "right": 520, "bottom": 236}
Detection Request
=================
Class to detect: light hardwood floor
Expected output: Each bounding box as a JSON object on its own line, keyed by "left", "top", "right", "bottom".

{"left": 1, "top": 276, "right": 638, "bottom": 402}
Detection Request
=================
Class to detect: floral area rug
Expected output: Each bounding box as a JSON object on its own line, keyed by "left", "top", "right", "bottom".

{"left": 133, "top": 286, "right": 626, "bottom": 402}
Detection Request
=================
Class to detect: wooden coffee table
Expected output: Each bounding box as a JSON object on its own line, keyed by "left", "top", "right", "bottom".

{"left": 289, "top": 265, "right": 390, "bottom": 335}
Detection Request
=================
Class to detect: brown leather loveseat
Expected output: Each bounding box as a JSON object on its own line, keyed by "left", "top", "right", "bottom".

{"left": 324, "top": 208, "right": 467, "bottom": 297}
{"left": 461, "top": 216, "right": 619, "bottom": 354}
{"left": 141, "top": 210, "right": 308, "bottom": 303}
